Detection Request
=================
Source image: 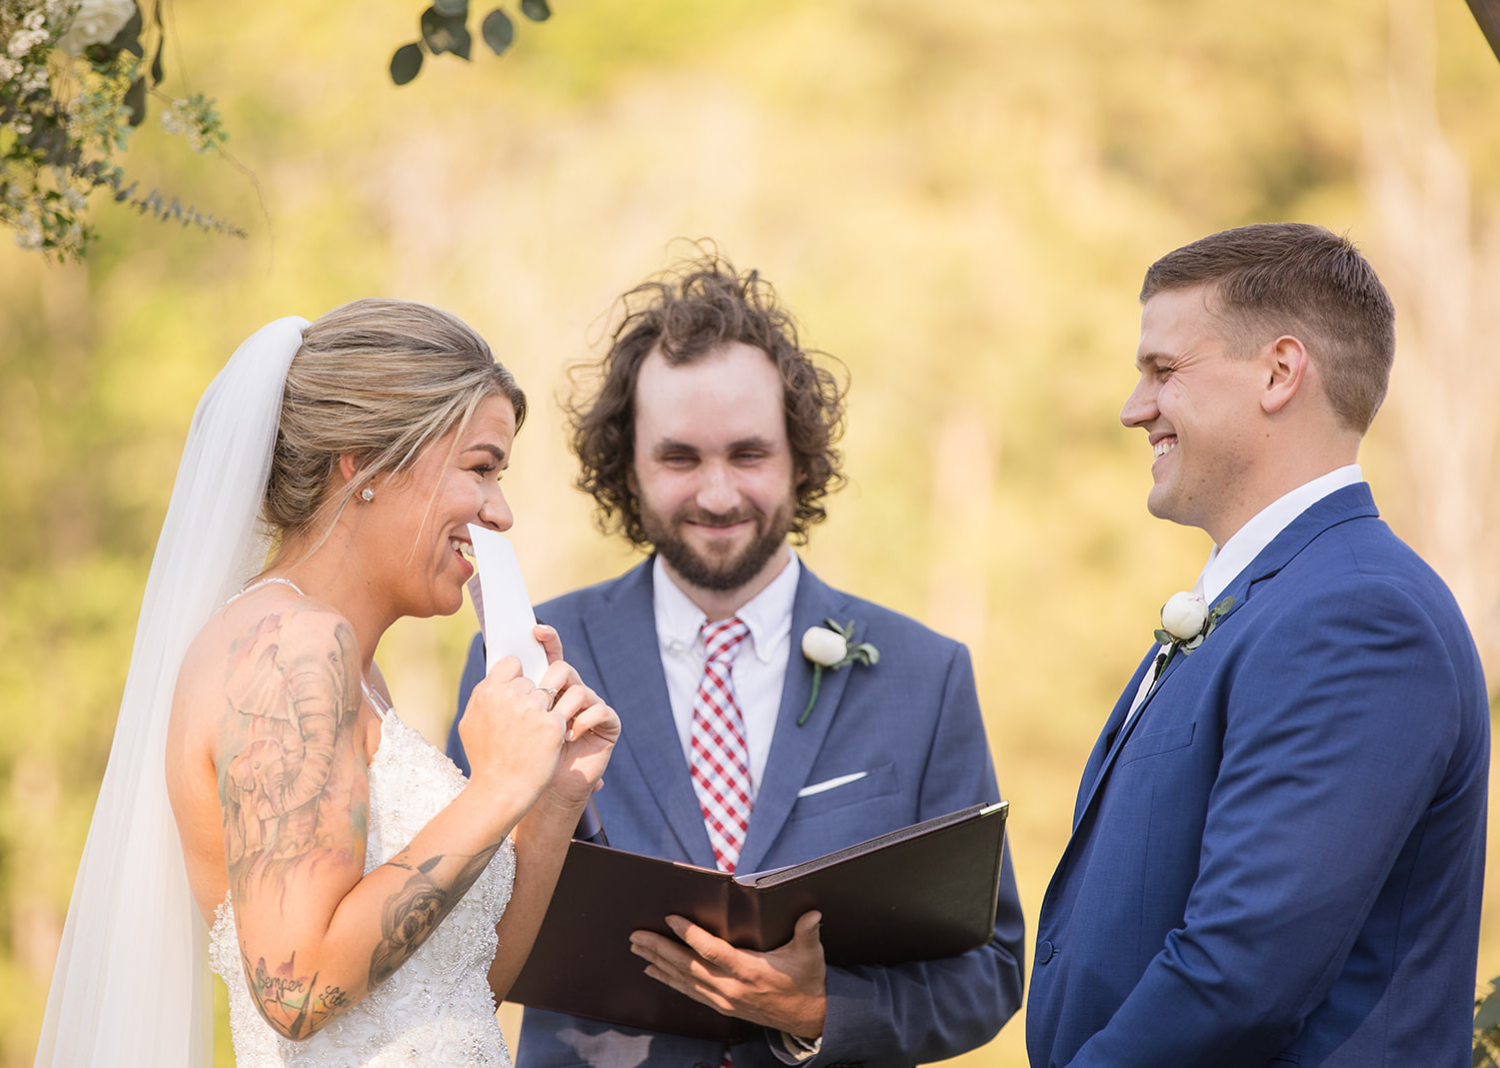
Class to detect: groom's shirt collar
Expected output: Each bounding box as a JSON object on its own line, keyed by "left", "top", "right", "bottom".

{"left": 1196, "top": 464, "right": 1363, "bottom": 602}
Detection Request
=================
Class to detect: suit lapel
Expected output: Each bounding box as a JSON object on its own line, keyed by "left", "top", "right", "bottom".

{"left": 1073, "top": 653, "right": 1152, "bottom": 828}
{"left": 580, "top": 560, "right": 717, "bottom": 868}
{"left": 1068, "top": 483, "right": 1381, "bottom": 834}
{"left": 735, "top": 567, "right": 853, "bottom": 875}
{"left": 1072, "top": 584, "right": 1249, "bottom": 822}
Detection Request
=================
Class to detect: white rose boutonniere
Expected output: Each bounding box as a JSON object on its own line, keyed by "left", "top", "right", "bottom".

{"left": 1151, "top": 592, "right": 1235, "bottom": 682}
{"left": 798, "top": 618, "right": 878, "bottom": 726}
{"left": 56, "top": 0, "right": 137, "bottom": 57}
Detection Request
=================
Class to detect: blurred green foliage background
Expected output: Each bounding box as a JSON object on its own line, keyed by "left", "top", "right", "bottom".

{"left": 3, "top": 1, "right": 1499, "bottom": 1064}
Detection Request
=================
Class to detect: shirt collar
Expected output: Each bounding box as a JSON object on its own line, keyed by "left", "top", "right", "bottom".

{"left": 1197, "top": 465, "right": 1363, "bottom": 602}
{"left": 652, "top": 551, "right": 801, "bottom": 663}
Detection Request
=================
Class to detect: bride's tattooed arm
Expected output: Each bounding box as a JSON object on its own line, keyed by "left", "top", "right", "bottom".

{"left": 219, "top": 608, "right": 364, "bottom": 892}
{"left": 214, "top": 604, "right": 508, "bottom": 1040}
{"left": 368, "top": 844, "right": 502, "bottom": 987}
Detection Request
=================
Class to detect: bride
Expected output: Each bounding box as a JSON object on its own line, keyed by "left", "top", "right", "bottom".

{"left": 34, "top": 299, "right": 619, "bottom": 1067}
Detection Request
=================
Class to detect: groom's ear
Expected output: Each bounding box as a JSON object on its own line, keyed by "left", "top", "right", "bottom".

{"left": 1260, "top": 334, "right": 1311, "bottom": 416}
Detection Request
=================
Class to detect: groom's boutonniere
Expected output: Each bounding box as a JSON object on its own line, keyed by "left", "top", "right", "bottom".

{"left": 1152, "top": 591, "right": 1235, "bottom": 682}
{"left": 798, "top": 618, "right": 879, "bottom": 726}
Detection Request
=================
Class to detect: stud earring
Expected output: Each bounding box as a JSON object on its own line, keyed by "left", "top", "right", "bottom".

{"left": 360, "top": 487, "right": 375, "bottom": 502}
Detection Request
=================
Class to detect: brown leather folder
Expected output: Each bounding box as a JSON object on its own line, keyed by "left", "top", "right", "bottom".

{"left": 505, "top": 801, "right": 1010, "bottom": 1042}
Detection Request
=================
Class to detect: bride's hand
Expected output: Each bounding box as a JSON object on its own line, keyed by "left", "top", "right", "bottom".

{"left": 458, "top": 657, "right": 568, "bottom": 811}
{"left": 531, "top": 625, "right": 619, "bottom": 810}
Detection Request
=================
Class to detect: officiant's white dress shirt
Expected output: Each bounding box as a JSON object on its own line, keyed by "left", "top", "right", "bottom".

{"left": 652, "top": 552, "right": 823, "bottom": 1059}
{"left": 1124, "top": 464, "right": 1364, "bottom": 725}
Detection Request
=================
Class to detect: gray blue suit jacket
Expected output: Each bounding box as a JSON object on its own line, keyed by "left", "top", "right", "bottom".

{"left": 448, "top": 559, "right": 1025, "bottom": 1067}
{"left": 1026, "top": 483, "right": 1489, "bottom": 1067}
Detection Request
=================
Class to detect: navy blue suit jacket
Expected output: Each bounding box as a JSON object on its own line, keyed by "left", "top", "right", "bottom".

{"left": 448, "top": 559, "right": 1025, "bottom": 1067}
{"left": 1026, "top": 484, "right": 1489, "bottom": 1067}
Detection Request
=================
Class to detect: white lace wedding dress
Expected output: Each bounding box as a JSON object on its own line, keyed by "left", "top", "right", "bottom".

{"left": 208, "top": 703, "right": 516, "bottom": 1067}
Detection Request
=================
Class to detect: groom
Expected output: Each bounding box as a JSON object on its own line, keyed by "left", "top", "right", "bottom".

{"left": 448, "top": 255, "right": 1025, "bottom": 1067}
{"left": 1026, "top": 224, "right": 1489, "bottom": 1067}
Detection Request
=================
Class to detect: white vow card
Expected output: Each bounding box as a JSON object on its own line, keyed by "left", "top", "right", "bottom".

{"left": 466, "top": 523, "right": 549, "bottom": 683}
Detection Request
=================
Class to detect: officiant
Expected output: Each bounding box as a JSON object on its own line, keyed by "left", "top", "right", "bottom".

{"left": 447, "top": 252, "right": 1025, "bottom": 1067}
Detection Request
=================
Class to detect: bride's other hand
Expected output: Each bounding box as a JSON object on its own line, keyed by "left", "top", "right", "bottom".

{"left": 535, "top": 656, "right": 618, "bottom": 812}
{"left": 458, "top": 656, "right": 567, "bottom": 810}
{"left": 534, "top": 623, "right": 563, "bottom": 664}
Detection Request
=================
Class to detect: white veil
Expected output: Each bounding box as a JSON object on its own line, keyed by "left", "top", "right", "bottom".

{"left": 35, "top": 316, "right": 310, "bottom": 1068}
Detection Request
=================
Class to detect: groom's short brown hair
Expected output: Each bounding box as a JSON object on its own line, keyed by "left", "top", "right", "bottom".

{"left": 1141, "top": 223, "right": 1395, "bottom": 433}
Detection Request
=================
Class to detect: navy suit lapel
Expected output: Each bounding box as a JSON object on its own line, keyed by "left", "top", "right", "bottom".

{"left": 1068, "top": 483, "right": 1380, "bottom": 834}
{"left": 735, "top": 567, "right": 854, "bottom": 875}
{"left": 579, "top": 560, "right": 717, "bottom": 868}
{"left": 1073, "top": 653, "right": 1153, "bottom": 829}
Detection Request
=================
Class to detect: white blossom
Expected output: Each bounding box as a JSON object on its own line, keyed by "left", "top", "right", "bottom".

{"left": 1160, "top": 591, "right": 1209, "bottom": 642}
{"left": 801, "top": 626, "right": 848, "bottom": 667}
{"left": 8, "top": 27, "right": 50, "bottom": 56}
{"left": 15, "top": 216, "right": 44, "bottom": 249}
{"left": 55, "top": 0, "right": 135, "bottom": 57}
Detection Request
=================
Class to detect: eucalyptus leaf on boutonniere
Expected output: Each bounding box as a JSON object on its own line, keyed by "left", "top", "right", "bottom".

{"left": 1151, "top": 591, "right": 1235, "bottom": 683}
{"left": 798, "top": 618, "right": 878, "bottom": 726}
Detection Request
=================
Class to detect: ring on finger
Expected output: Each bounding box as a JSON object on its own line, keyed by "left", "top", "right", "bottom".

{"left": 539, "top": 685, "right": 559, "bottom": 710}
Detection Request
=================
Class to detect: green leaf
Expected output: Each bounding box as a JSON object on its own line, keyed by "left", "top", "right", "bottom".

{"left": 521, "top": 0, "right": 553, "bottom": 21}
{"left": 861, "top": 644, "right": 880, "bottom": 665}
{"left": 1476, "top": 990, "right": 1500, "bottom": 1030}
{"left": 390, "top": 42, "right": 424, "bottom": 85}
{"left": 421, "top": 6, "right": 470, "bottom": 55}
{"left": 108, "top": 8, "right": 145, "bottom": 57}
{"left": 123, "top": 77, "right": 147, "bottom": 128}
{"left": 1153, "top": 628, "right": 1173, "bottom": 646}
{"left": 481, "top": 9, "right": 515, "bottom": 54}
{"left": 149, "top": 36, "right": 165, "bottom": 86}
{"left": 451, "top": 24, "right": 473, "bottom": 59}
{"left": 434, "top": 0, "right": 469, "bottom": 14}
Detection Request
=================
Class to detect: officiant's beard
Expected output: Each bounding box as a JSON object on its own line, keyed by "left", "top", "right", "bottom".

{"left": 642, "top": 499, "right": 793, "bottom": 592}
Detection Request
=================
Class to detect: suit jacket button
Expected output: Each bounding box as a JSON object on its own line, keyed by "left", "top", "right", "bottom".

{"left": 1036, "top": 939, "right": 1055, "bottom": 965}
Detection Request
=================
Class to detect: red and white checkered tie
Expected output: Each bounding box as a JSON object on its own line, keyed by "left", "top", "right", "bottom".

{"left": 690, "top": 617, "right": 754, "bottom": 874}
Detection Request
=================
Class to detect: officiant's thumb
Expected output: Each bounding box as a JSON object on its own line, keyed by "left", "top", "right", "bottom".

{"left": 795, "top": 911, "right": 823, "bottom": 946}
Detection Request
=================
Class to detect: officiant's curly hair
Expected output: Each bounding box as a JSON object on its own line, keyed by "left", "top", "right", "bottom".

{"left": 570, "top": 247, "right": 848, "bottom": 548}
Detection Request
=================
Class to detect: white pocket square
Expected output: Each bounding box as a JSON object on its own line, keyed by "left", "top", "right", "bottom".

{"left": 797, "top": 771, "right": 868, "bottom": 798}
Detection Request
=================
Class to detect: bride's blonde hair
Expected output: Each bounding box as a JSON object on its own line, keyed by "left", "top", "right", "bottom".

{"left": 264, "top": 298, "right": 526, "bottom": 539}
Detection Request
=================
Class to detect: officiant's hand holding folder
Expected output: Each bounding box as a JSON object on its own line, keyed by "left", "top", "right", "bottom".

{"left": 466, "top": 527, "right": 1011, "bottom": 1041}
